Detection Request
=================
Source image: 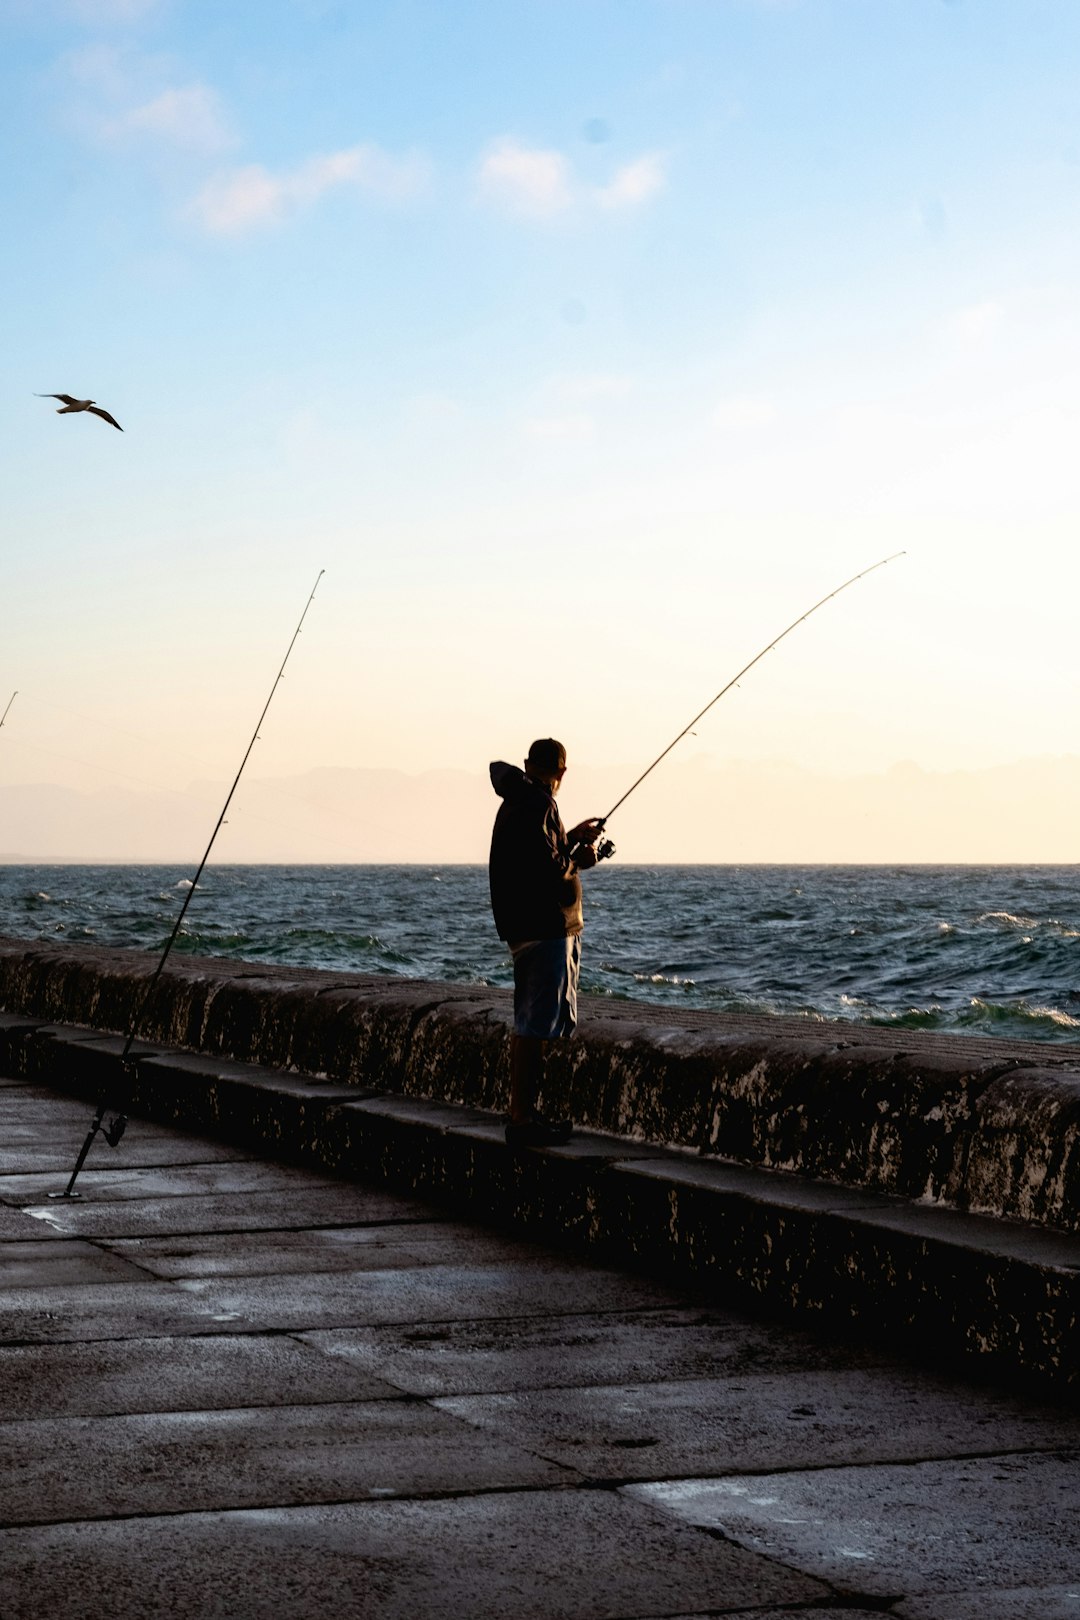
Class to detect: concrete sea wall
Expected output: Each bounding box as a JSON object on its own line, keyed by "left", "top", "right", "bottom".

{"left": 2, "top": 935, "right": 1079, "bottom": 1392}
{"left": 2, "top": 935, "right": 1079, "bottom": 1232}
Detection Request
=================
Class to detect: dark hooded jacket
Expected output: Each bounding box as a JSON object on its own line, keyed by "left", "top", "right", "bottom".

{"left": 488, "top": 761, "right": 584, "bottom": 943}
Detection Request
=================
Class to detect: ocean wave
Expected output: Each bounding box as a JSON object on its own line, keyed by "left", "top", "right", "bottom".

{"left": 867, "top": 1005, "right": 947, "bottom": 1031}
{"left": 4, "top": 863, "right": 1080, "bottom": 1045}
{"left": 1026, "top": 1004, "right": 1080, "bottom": 1029}
{"left": 281, "top": 928, "right": 414, "bottom": 967}
{"left": 972, "top": 909, "right": 1080, "bottom": 941}
{"left": 631, "top": 971, "right": 698, "bottom": 990}
{"left": 967, "top": 996, "right": 1080, "bottom": 1031}
{"left": 861, "top": 995, "right": 1080, "bottom": 1038}
{"left": 162, "top": 925, "right": 414, "bottom": 970}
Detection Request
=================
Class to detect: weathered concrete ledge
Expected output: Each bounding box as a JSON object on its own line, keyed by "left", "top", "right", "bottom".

{"left": 2, "top": 936, "right": 1080, "bottom": 1393}
{"left": 3, "top": 935, "right": 1080, "bottom": 1233}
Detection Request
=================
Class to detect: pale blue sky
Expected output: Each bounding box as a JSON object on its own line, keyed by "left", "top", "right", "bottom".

{"left": 4, "top": 1, "right": 1080, "bottom": 857}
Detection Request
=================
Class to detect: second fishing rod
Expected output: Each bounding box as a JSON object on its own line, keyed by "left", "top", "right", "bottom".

{"left": 572, "top": 551, "right": 904, "bottom": 858}
{"left": 54, "top": 571, "right": 325, "bottom": 1200}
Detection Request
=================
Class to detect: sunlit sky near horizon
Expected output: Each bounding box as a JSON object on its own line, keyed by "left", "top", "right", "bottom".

{"left": 5, "top": 0, "right": 1080, "bottom": 859}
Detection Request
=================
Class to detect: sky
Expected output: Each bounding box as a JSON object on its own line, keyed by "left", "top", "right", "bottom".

{"left": 4, "top": 0, "right": 1080, "bottom": 861}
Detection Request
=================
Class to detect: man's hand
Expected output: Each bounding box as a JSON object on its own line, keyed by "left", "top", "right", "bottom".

{"left": 567, "top": 817, "right": 604, "bottom": 846}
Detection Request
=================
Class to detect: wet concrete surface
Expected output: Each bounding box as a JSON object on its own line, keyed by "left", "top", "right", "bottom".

{"left": 0, "top": 1331, "right": 400, "bottom": 1420}
{"left": 0, "top": 1493, "right": 821, "bottom": 1620}
{"left": 0, "top": 1086, "right": 251, "bottom": 1174}
{"left": 163, "top": 1258, "right": 680, "bottom": 1334}
{"left": 299, "top": 1307, "right": 890, "bottom": 1397}
{"left": 0, "top": 1238, "right": 149, "bottom": 1287}
{"left": 629, "top": 1454, "right": 1080, "bottom": 1606}
{"left": 14, "top": 1183, "right": 435, "bottom": 1239}
{"left": 0, "top": 1159, "right": 351, "bottom": 1203}
{"left": 3, "top": 1400, "right": 570, "bottom": 1524}
{"left": 434, "top": 1368, "right": 1080, "bottom": 1479}
{"left": 2, "top": 1075, "right": 1078, "bottom": 1619}
{"left": 100, "top": 1220, "right": 564, "bottom": 1278}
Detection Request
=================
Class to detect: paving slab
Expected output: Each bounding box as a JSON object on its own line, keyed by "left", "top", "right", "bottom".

{"left": 0, "top": 1160, "right": 343, "bottom": 1205}
{"left": 0, "top": 1278, "right": 270, "bottom": 1344}
{"left": 0, "top": 1239, "right": 150, "bottom": 1288}
{"left": 3, "top": 1400, "right": 573, "bottom": 1525}
{"left": 166, "top": 1259, "right": 679, "bottom": 1333}
{"left": 0, "top": 1204, "right": 67, "bottom": 1242}
{"left": 2, "top": 1067, "right": 1077, "bottom": 1617}
{"left": 895, "top": 1590, "right": 1080, "bottom": 1619}
{"left": 0, "top": 1089, "right": 250, "bottom": 1172}
{"left": 0, "top": 1489, "right": 824, "bottom": 1619}
{"left": 99, "top": 1221, "right": 536, "bottom": 1280}
{"left": 15, "top": 1183, "right": 440, "bottom": 1238}
{"left": 0, "top": 1332, "right": 401, "bottom": 1421}
{"left": 627, "top": 1451, "right": 1080, "bottom": 1600}
{"left": 435, "top": 1368, "right": 1080, "bottom": 1479}
{"left": 0, "top": 1137, "right": 250, "bottom": 1175}
{"left": 0, "top": 1259, "right": 677, "bottom": 1353}
{"left": 301, "top": 1307, "right": 888, "bottom": 1397}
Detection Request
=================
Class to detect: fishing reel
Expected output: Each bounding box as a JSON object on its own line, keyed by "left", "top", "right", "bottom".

{"left": 570, "top": 831, "right": 615, "bottom": 864}
{"left": 103, "top": 1113, "right": 129, "bottom": 1148}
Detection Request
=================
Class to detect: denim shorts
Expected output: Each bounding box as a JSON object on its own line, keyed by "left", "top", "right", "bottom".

{"left": 511, "top": 935, "right": 582, "bottom": 1039}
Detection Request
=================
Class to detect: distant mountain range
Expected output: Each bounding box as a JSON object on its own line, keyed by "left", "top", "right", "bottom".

{"left": 3, "top": 755, "right": 1080, "bottom": 864}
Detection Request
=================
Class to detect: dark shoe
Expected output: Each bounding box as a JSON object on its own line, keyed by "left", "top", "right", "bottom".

{"left": 504, "top": 1113, "right": 573, "bottom": 1147}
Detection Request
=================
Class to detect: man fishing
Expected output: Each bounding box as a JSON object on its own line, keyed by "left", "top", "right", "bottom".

{"left": 489, "top": 739, "right": 607, "bottom": 1146}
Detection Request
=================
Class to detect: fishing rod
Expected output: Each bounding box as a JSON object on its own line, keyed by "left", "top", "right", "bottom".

{"left": 53, "top": 570, "right": 325, "bottom": 1199}
{"left": 578, "top": 552, "right": 905, "bottom": 856}
{"left": 0, "top": 691, "right": 16, "bottom": 730}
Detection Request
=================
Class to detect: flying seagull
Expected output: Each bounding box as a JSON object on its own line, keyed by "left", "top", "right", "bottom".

{"left": 35, "top": 394, "right": 123, "bottom": 432}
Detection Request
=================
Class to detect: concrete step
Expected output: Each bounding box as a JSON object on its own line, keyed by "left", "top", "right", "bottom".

{"left": 2, "top": 1011, "right": 1077, "bottom": 1398}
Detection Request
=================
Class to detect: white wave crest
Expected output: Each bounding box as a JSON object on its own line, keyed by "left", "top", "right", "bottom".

{"left": 1028, "top": 1005, "right": 1080, "bottom": 1028}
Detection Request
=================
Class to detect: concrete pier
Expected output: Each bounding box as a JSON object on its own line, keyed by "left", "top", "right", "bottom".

{"left": 1, "top": 936, "right": 1079, "bottom": 1393}
{"left": 3, "top": 1070, "right": 1080, "bottom": 1618}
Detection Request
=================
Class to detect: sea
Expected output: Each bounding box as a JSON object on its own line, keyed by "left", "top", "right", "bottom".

{"left": 1, "top": 863, "right": 1079, "bottom": 1044}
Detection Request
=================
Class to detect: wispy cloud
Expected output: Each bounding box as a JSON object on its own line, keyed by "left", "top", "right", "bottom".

{"left": 190, "top": 144, "right": 429, "bottom": 235}
{"left": 595, "top": 154, "right": 665, "bottom": 210}
{"left": 66, "top": 41, "right": 153, "bottom": 99}
{"left": 478, "top": 138, "right": 666, "bottom": 219}
{"left": 104, "top": 84, "right": 236, "bottom": 155}
{"left": 65, "top": 44, "right": 234, "bottom": 155}
{"left": 477, "top": 139, "right": 573, "bottom": 217}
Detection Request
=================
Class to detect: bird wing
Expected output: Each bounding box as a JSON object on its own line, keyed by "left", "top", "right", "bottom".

{"left": 36, "top": 394, "right": 80, "bottom": 405}
{"left": 88, "top": 406, "right": 123, "bottom": 431}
